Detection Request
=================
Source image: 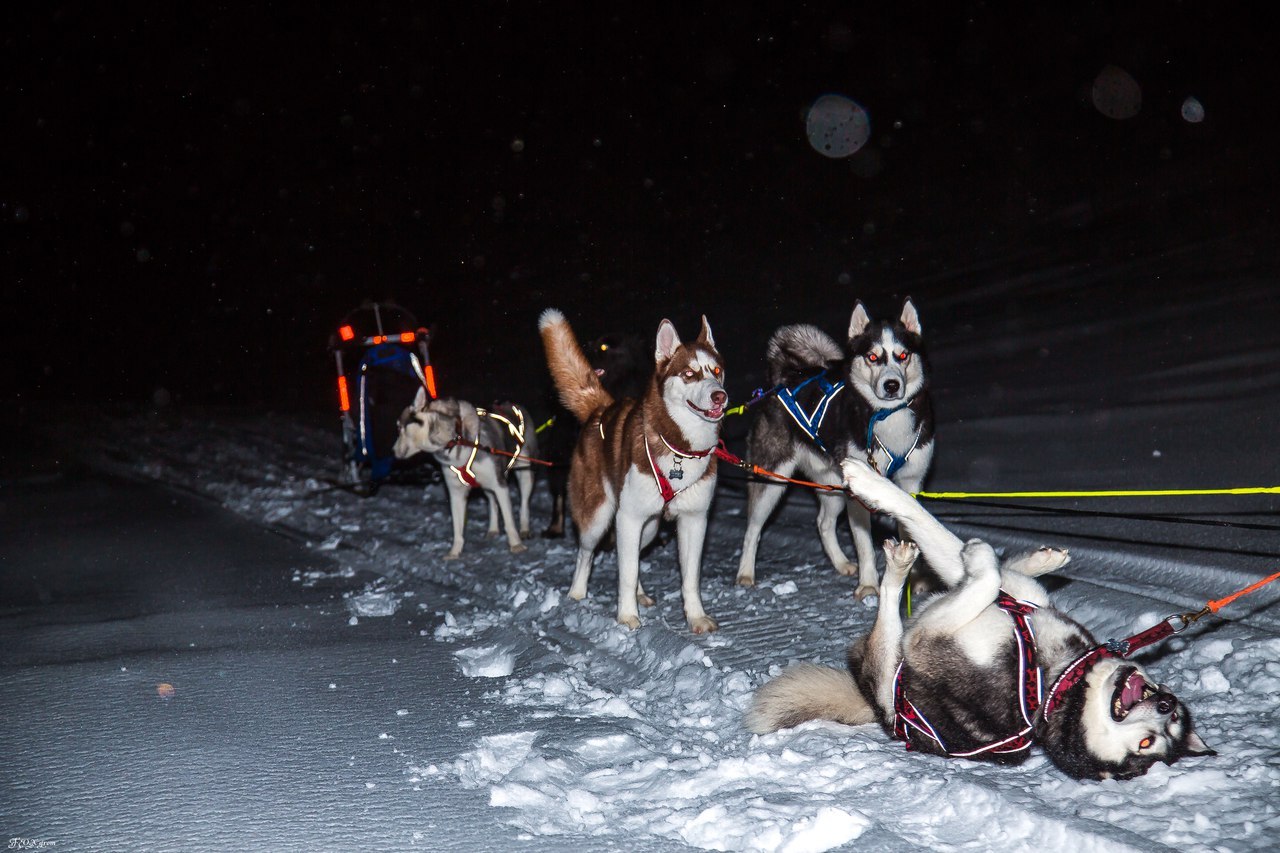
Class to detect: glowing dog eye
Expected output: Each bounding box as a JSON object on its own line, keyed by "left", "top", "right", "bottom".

{"left": 867, "top": 353, "right": 880, "bottom": 363}
{"left": 599, "top": 343, "right": 609, "bottom": 352}
{"left": 895, "top": 351, "right": 909, "bottom": 362}
{"left": 1139, "top": 737, "right": 1154, "bottom": 750}
{"left": 712, "top": 366, "right": 721, "bottom": 376}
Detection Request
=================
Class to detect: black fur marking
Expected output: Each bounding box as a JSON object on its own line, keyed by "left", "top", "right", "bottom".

{"left": 893, "top": 636, "right": 1032, "bottom": 765}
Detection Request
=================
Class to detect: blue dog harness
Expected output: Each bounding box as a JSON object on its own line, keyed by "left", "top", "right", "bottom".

{"left": 774, "top": 373, "right": 845, "bottom": 452}
{"left": 865, "top": 404, "right": 924, "bottom": 478}
{"left": 772, "top": 373, "right": 922, "bottom": 476}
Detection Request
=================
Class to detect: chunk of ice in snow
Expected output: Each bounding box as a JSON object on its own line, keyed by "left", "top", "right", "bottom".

{"left": 456, "top": 645, "right": 516, "bottom": 677}
{"left": 772, "top": 580, "right": 798, "bottom": 596}
{"left": 348, "top": 590, "right": 400, "bottom": 617}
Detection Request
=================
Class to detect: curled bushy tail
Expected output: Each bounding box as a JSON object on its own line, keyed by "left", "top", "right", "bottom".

{"left": 765, "top": 324, "right": 842, "bottom": 386}
{"left": 744, "top": 663, "right": 876, "bottom": 734}
{"left": 539, "top": 308, "right": 614, "bottom": 423}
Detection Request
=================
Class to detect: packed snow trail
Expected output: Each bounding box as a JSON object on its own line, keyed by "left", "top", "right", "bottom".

{"left": 69, "top": 404, "right": 1280, "bottom": 852}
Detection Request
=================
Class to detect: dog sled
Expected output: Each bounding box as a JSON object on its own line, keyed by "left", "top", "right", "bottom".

{"left": 329, "top": 300, "right": 438, "bottom": 495}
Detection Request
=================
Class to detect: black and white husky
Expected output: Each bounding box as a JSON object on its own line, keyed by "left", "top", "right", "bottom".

{"left": 747, "top": 458, "right": 1213, "bottom": 781}
{"left": 393, "top": 391, "right": 538, "bottom": 559}
{"left": 737, "top": 299, "right": 934, "bottom": 599}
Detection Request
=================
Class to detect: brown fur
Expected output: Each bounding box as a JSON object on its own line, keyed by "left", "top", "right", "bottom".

{"left": 538, "top": 308, "right": 727, "bottom": 632}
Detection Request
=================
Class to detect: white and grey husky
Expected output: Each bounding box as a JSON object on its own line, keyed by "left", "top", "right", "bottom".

{"left": 747, "top": 458, "right": 1213, "bottom": 781}
{"left": 393, "top": 391, "right": 538, "bottom": 559}
{"left": 737, "top": 299, "right": 934, "bottom": 599}
{"left": 539, "top": 308, "right": 727, "bottom": 633}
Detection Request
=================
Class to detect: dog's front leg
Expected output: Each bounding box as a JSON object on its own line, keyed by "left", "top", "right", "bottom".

{"left": 841, "top": 458, "right": 966, "bottom": 588}
{"left": 857, "top": 539, "right": 917, "bottom": 713}
{"left": 844, "top": 498, "right": 879, "bottom": 602}
{"left": 676, "top": 510, "right": 718, "bottom": 634}
{"left": 614, "top": 510, "right": 647, "bottom": 629}
{"left": 442, "top": 476, "right": 470, "bottom": 559}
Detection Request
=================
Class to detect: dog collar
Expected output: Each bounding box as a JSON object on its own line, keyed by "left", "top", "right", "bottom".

{"left": 645, "top": 434, "right": 715, "bottom": 503}
{"left": 1041, "top": 616, "right": 1180, "bottom": 720}
{"left": 894, "top": 591, "right": 1042, "bottom": 758}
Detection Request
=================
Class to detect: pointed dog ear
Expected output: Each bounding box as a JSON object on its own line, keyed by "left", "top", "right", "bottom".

{"left": 1181, "top": 725, "right": 1215, "bottom": 757}
{"left": 900, "top": 298, "right": 922, "bottom": 335}
{"left": 848, "top": 301, "right": 871, "bottom": 341}
{"left": 457, "top": 400, "right": 482, "bottom": 438}
{"left": 655, "top": 319, "right": 681, "bottom": 362}
{"left": 697, "top": 314, "right": 716, "bottom": 350}
{"left": 412, "top": 386, "right": 428, "bottom": 410}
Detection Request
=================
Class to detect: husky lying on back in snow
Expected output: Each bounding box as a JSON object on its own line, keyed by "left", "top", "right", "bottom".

{"left": 393, "top": 391, "right": 538, "bottom": 559}
{"left": 539, "top": 308, "right": 727, "bottom": 633}
{"left": 737, "top": 299, "right": 934, "bottom": 599}
{"left": 747, "top": 458, "right": 1213, "bottom": 780}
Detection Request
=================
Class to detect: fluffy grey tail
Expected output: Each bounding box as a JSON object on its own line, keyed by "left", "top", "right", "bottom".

{"left": 744, "top": 663, "right": 876, "bottom": 734}
{"left": 765, "top": 324, "right": 842, "bottom": 386}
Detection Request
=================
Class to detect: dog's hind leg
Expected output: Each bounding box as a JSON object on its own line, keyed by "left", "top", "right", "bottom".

{"left": 841, "top": 458, "right": 966, "bottom": 588}
{"left": 854, "top": 538, "right": 918, "bottom": 713}
{"left": 997, "top": 547, "right": 1069, "bottom": 605}
{"left": 912, "top": 539, "right": 1001, "bottom": 634}
{"left": 514, "top": 467, "right": 534, "bottom": 536}
{"left": 484, "top": 491, "right": 502, "bottom": 539}
{"left": 736, "top": 460, "right": 795, "bottom": 587}
{"left": 568, "top": 505, "right": 611, "bottom": 601}
{"left": 482, "top": 470, "right": 526, "bottom": 554}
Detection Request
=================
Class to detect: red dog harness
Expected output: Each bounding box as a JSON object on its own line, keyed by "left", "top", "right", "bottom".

{"left": 893, "top": 591, "right": 1043, "bottom": 758}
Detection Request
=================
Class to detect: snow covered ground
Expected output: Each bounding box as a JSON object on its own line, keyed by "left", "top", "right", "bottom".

{"left": 14, "top": 224, "right": 1275, "bottom": 851}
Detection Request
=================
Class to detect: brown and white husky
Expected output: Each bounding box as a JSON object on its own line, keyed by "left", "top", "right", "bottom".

{"left": 539, "top": 308, "right": 728, "bottom": 633}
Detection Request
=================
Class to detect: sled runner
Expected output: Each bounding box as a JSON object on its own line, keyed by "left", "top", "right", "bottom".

{"left": 329, "top": 301, "right": 438, "bottom": 495}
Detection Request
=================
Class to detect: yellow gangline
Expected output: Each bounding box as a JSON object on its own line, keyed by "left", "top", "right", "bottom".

{"left": 916, "top": 486, "right": 1280, "bottom": 500}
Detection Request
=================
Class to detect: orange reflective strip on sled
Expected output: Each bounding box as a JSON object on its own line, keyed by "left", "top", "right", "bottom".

{"left": 337, "top": 375, "right": 351, "bottom": 412}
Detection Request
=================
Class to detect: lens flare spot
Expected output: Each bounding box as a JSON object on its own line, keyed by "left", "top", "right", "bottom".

{"left": 806, "top": 95, "right": 871, "bottom": 159}
{"left": 1092, "top": 65, "right": 1142, "bottom": 120}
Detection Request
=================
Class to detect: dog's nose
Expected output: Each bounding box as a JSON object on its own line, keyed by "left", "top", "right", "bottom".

{"left": 883, "top": 379, "right": 901, "bottom": 396}
{"left": 1155, "top": 693, "right": 1176, "bottom": 715}
{"left": 711, "top": 390, "right": 727, "bottom": 407}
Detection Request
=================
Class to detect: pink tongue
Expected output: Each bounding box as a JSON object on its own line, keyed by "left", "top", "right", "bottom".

{"left": 1121, "top": 674, "right": 1146, "bottom": 709}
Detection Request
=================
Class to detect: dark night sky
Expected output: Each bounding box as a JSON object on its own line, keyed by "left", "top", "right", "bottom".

{"left": 6, "top": 2, "right": 1276, "bottom": 410}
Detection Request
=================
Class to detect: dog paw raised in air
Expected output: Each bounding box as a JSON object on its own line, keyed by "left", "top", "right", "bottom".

{"left": 883, "top": 538, "right": 920, "bottom": 575}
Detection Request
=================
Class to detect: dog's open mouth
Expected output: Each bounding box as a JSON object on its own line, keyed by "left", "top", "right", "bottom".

{"left": 688, "top": 399, "right": 725, "bottom": 421}
{"left": 1111, "top": 666, "right": 1157, "bottom": 721}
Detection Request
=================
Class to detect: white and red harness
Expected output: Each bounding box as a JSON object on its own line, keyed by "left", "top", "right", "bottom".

{"left": 893, "top": 590, "right": 1042, "bottom": 758}
{"left": 892, "top": 594, "right": 1182, "bottom": 758}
